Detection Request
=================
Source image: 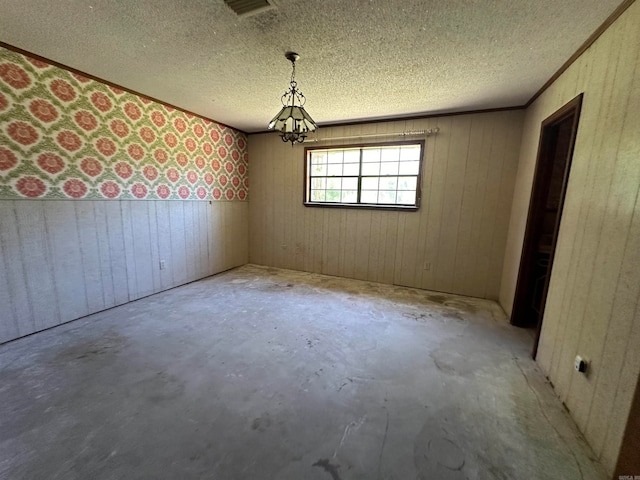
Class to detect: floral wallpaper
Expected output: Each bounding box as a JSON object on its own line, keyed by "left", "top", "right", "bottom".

{"left": 0, "top": 46, "right": 248, "bottom": 201}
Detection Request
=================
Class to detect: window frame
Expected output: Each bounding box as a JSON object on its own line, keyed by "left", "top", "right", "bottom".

{"left": 303, "top": 140, "right": 425, "bottom": 211}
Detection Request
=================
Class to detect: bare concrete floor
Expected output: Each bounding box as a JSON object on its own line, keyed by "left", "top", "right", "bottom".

{"left": 0, "top": 265, "right": 606, "bottom": 480}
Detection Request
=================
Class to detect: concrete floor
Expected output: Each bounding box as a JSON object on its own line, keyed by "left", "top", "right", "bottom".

{"left": 0, "top": 265, "right": 606, "bottom": 480}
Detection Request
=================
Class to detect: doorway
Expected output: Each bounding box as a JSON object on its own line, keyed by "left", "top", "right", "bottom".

{"left": 511, "top": 94, "right": 583, "bottom": 358}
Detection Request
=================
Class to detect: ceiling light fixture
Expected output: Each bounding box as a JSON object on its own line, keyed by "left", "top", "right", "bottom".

{"left": 268, "top": 52, "right": 317, "bottom": 145}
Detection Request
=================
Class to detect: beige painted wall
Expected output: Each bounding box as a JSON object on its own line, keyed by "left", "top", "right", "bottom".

{"left": 248, "top": 111, "right": 524, "bottom": 299}
{"left": 499, "top": 1, "right": 640, "bottom": 474}
{"left": 0, "top": 200, "right": 248, "bottom": 343}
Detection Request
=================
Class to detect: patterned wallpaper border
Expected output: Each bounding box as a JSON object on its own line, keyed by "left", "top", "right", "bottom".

{"left": 0, "top": 46, "right": 248, "bottom": 201}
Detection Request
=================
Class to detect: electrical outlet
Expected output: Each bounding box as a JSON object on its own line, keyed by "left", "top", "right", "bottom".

{"left": 424, "top": 262, "right": 431, "bottom": 271}
{"left": 574, "top": 355, "right": 588, "bottom": 374}
{"left": 160, "top": 260, "right": 166, "bottom": 270}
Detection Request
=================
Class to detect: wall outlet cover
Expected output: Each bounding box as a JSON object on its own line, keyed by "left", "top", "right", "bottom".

{"left": 574, "top": 355, "right": 588, "bottom": 373}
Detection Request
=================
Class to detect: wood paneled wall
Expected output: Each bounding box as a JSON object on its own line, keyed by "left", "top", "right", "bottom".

{"left": 248, "top": 110, "right": 524, "bottom": 299}
{"left": 0, "top": 199, "right": 248, "bottom": 344}
{"left": 499, "top": 1, "right": 640, "bottom": 475}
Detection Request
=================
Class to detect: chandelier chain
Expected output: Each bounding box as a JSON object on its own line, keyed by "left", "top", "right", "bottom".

{"left": 280, "top": 58, "right": 306, "bottom": 108}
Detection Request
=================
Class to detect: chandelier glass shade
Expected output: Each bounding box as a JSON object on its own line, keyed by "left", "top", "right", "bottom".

{"left": 268, "top": 52, "right": 317, "bottom": 145}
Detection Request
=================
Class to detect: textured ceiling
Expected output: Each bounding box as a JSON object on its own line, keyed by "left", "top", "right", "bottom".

{"left": 0, "top": 0, "right": 624, "bottom": 132}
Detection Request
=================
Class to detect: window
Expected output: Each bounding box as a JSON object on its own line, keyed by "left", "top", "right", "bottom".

{"left": 304, "top": 141, "right": 424, "bottom": 210}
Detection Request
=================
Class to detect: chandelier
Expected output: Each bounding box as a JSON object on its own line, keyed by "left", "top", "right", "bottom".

{"left": 268, "top": 52, "right": 318, "bottom": 145}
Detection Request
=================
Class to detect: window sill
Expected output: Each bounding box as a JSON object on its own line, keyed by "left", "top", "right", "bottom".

{"left": 303, "top": 202, "right": 420, "bottom": 212}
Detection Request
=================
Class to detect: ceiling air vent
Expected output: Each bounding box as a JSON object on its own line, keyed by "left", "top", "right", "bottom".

{"left": 223, "top": 0, "right": 276, "bottom": 17}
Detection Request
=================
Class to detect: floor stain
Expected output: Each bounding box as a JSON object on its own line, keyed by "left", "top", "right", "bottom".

{"left": 431, "top": 355, "right": 456, "bottom": 375}
{"left": 54, "top": 331, "right": 126, "bottom": 363}
{"left": 443, "top": 299, "right": 478, "bottom": 314}
{"left": 312, "top": 458, "right": 342, "bottom": 480}
{"left": 251, "top": 412, "right": 271, "bottom": 432}
{"left": 428, "top": 437, "right": 465, "bottom": 471}
{"left": 427, "top": 294, "right": 447, "bottom": 304}
{"left": 337, "top": 378, "right": 353, "bottom": 392}
{"left": 414, "top": 411, "right": 472, "bottom": 479}
{"left": 443, "top": 310, "right": 465, "bottom": 322}
{"left": 257, "top": 281, "right": 296, "bottom": 292}
{"left": 135, "top": 370, "right": 185, "bottom": 403}
{"left": 402, "top": 312, "right": 432, "bottom": 321}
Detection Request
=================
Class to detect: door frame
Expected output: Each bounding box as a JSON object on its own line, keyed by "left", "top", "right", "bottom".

{"left": 511, "top": 93, "right": 583, "bottom": 358}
